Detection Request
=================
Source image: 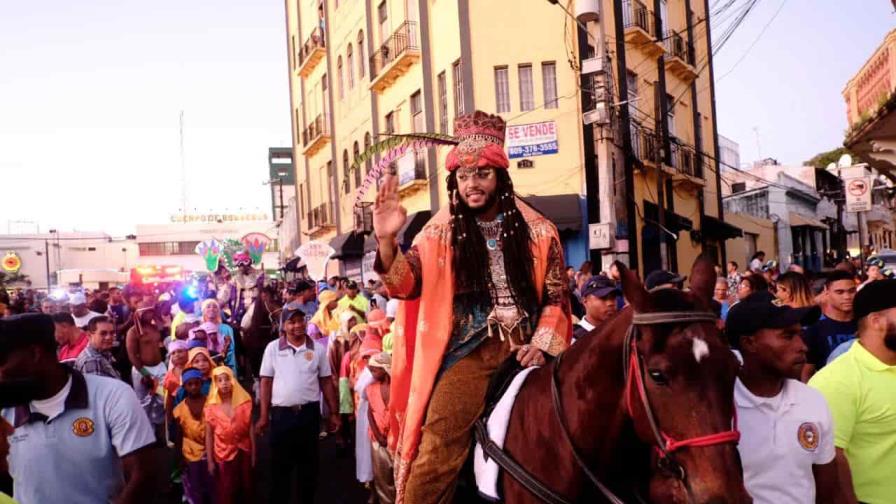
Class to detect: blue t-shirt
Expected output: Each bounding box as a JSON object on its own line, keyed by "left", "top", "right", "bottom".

{"left": 803, "top": 315, "right": 857, "bottom": 370}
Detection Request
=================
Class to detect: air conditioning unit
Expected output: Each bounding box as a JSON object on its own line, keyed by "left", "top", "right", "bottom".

{"left": 583, "top": 102, "right": 609, "bottom": 126}
{"left": 581, "top": 56, "right": 604, "bottom": 75}
{"left": 574, "top": 0, "right": 600, "bottom": 22}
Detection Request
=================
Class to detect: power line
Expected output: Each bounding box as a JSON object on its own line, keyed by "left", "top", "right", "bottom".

{"left": 715, "top": 0, "right": 788, "bottom": 82}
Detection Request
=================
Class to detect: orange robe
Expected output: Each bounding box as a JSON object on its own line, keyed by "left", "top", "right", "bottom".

{"left": 376, "top": 201, "right": 571, "bottom": 502}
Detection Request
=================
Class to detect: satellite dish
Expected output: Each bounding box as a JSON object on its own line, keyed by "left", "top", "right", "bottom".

{"left": 838, "top": 153, "right": 853, "bottom": 168}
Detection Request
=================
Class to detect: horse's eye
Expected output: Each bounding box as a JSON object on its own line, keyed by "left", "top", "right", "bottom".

{"left": 647, "top": 369, "right": 669, "bottom": 385}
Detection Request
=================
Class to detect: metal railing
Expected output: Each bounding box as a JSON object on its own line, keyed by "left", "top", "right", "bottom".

{"left": 307, "top": 202, "right": 335, "bottom": 229}
{"left": 630, "top": 124, "right": 703, "bottom": 179}
{"left": 299, "top": 27, "right": 326, "bottom": 67}
{"left": 302, "top": 113, "right": 330, "bottom": 147}
{"left": 670, "top": 141, "right": 701, "bottom": 178}
{"left": 664, "top": 30, "right": 695, "bottom": 66}
{"left": 629, "top": 123, "right": 657, "bottom": 163}
{"left": 622, "top": 0, "right": 653, "bottom": 36}
{"left": 369, "top": 21, "right": 419, "bottom": 79}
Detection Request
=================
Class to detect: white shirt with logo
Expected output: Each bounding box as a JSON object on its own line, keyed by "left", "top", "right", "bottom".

{"left": 735, "top": 378, "right": 835, "bottom": 504}
{"left": 259, "top": 337, "right": 331, "bottom": 407}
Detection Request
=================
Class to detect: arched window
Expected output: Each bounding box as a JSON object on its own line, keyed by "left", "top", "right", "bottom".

{"left": 353, "top": 141, "right": 361, "bottom": 187}
{"left": 357, "top": 31, "right": 366, "bottom": 78}
{"left": 346, "top": 44, "right": 354, "bottom": 89}
{"left": 364, "top": 133, "right": 372, "bottom": 174}
{"left": 343, "top": 149, "right": 350, "bottom": 193}
{"left": 337, "top": 56, "right": 344, "bottom": 99}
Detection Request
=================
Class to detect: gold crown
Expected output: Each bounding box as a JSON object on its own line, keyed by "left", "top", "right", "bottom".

{"left": 453, "top": 111, "right": 506, "bottom": 145}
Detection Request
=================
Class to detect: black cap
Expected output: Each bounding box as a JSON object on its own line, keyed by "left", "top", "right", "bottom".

{"left": 345, "top": 280, "right": 359, "bottom": 290}
{"left": 726, "top": 292, "right": 821, "bottom": 340}
{"left": 288, "top": 280, "right": 314, "bottom": 294}
{"left": 645, "top": 270, "right": 686, "bottom": 290}
{"left": 0, "top": 313, "right": 56, "bottom": 356}
{"left": 854, "top": 279, "right": 896, "bottom": 320}
{"left": 279, "top": 306, "right": 307, "bottom": 328}
{"left": 581, "top": 275, "right": 618, "bottom": 299}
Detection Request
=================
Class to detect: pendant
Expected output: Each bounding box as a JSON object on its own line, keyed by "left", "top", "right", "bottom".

{"left": 487, "top": 238, "right": 498, "bottom": 250}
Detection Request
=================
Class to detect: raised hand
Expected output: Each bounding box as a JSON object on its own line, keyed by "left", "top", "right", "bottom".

{"left": 373, "top": 174, "right": 407, "bottom": 241}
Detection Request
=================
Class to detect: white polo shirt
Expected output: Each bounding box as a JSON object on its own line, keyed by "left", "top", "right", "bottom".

{"left": 735, "top": 378, "right": 835, "bottom": 504}
{"left": 259, "top": 335, "right": 331, "bottom": 407}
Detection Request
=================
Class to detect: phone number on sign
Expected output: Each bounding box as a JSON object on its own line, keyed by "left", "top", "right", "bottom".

{"left": 508, "top": 141, "right": 559, "bottom": 159}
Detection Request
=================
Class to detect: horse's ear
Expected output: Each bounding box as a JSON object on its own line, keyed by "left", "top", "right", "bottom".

{"left": 620, "top": 263, "right": 649, "bottom": 312}
{"left": 689, "top": 254, "right": 716, "bottom": 304}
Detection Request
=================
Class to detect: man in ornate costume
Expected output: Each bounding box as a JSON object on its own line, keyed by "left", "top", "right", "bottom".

{"left": 373, "top": 111, "right": 571, "bottom": 503}
{"left": 232, "top": 251, "right": 264, "bottom": 328}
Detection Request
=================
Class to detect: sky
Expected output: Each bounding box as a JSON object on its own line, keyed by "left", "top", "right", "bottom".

{"left": 0, "top": 0, "right": 893, "bottom": 234}
{"left": 712, "top": 0, "right": 895, "bottom": 166}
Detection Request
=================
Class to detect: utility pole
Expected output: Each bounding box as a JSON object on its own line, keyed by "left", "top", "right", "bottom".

{"left": 655, "top": 84, "right": 668, "bottom": 270}
{"left": 611, "top": 0, "right": 638, "bottom": 272}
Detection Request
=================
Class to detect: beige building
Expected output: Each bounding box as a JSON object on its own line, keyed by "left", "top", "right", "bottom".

{"left": 284, "top": 0, "right": 731, "bottom": 278}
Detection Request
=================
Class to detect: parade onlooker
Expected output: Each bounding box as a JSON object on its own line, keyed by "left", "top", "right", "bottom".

{"left": 338, "top": 280, "right": 370, "bottom": 322}
{"left": 68, "top": 292, "right": 103, "bottom": 329}
{"left": 802, "top": 271, "right": 857, "bottom": 380}
{"left": 644, "top": 270, "right": 685, "bottom": 291}
{"left": 366, "top": 352, "right": 395, "bottom": 504}
{"left": 726, "top": 261, "right": 742, "bottom": 299}
{"left": 127, "top": 306, "right": 167, "bottom": 433}
{"left": 201, "top": 300, "right": 237, "bottom": 375}
{"left": 809, "top": 280, "right": 896, "bottom": 504}
{"left": 749, "top": 251, "right": 766, "bottom": 273}
{"left": 107, "top": 287, "right": 128, "bottom": 325}
{"left": 574, "top": 260, "right": 593, "bottom": 295}
{"left": 310, "top": 289, "right": 340, "bottom": 337}
{"left": 775, "top": 272, "right": 814, "bottom": 308}
{"left": 713, "top": 277, "right": 731, "bottom": 321}
{"left": 171, "top": 295, "right": 197, "bottom": 342}
{"left": 285, "top": 279, "right": 319, "bottom": 318}
{"left": 572, "top": 276, "right": 618, "bottom": 343}
{"left": 727, "top": 293, "right": 840, "bottom": 504}
{"left": 40, "top": 298, "right": 57, "bottom": 315}
{"left": 0, "top": 313, "right": 157, "bottom": 504}
{"left": 858, "top": 257, "right": 885, "bottom": 291}
{"left": 736, "top": 274, "right": 769, "bottom": 302}
{"left": 173, "top": 367, "right": 214, "bottom": 504}
{"left": 256, "top": 306, "right": 340, "bottom": 504}
{"left": 74, "top": 315, "right": 120, "bottom": 379}
{"left": 53, "top": 312, "right": 89, "bottom": 363}
{"left": 205, "top": 366, "right": 254, "bottom": 504}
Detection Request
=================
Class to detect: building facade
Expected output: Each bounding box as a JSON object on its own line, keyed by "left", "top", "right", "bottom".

{"left": 284, "top": 0, "right": 730, "bottom": 278}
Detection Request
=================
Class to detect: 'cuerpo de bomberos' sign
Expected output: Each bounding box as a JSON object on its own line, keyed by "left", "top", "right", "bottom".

{"left": 170, "top": 213, "right": 270, "bottom": 224}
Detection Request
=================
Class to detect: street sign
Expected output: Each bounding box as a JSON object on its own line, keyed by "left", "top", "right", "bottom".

{"left": 589, "top": 223, "right": 612, "bottom": 250}
{"left": 845, "top": 175, "right": 872, "bottom": 212}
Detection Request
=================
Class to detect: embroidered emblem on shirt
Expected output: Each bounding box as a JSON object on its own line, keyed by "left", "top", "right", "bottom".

{"left": 72, "top": 417, "right": 95, "bottom": 437}
{"left": 797, "top": 422, "right": 819, "bottom": 451}
{"left": 304, "top": 351, "right": 314, "bottom": 362}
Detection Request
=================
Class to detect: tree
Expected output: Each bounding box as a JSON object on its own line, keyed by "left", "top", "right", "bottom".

{"left": 0, "top": 271, "right": 30, "bottom": 288}
{"left": 806, "top": 147, "right": 854, "bottom": 169}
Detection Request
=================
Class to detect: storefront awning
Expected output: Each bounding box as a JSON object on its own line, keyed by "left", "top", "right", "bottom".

{"left": 701, "top": 215, "right": 743, "bottom": 240}
{"left": 521, "top": 194, "right": 583, "bottom": 232}
{"left": 330, "top": 231, "right": 365, "bottom": 259}
{"left": 362, "top": 211, "right": 432, "bottom": 253}
{"left": 789, "top": 212, "right": 828, "bottom": 230}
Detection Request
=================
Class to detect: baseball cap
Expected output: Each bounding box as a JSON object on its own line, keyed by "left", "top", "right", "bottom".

{"left": 726, "top": 292, "right": 821, "bottom": 341}
{"left": 280, "top": 306, "right": 307, "bottom": 328}
{"left": 581, "top": 275, "right": 617, "bottom": 299}
{"left": 853, "top": 279, "right": 896, "bottom": 320}
{"left": 644, "top": 270, "right": 686, "bottom": 291}
{"left": 288, "top": 280, "right": 314, "bottom": 294}
{"left": 69, "top": 292, "right": 87, "bottom": 305}
{"left": 866, "top": 256, "right": 885, "bottom": 268}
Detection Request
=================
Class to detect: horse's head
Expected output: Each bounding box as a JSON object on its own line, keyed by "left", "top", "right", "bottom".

{"left": 621, "top": 256, "right": 750, "bottom": 504}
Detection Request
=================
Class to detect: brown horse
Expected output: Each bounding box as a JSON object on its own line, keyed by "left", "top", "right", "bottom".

{"left": 500, "top": 257, "right": 750, "bottom": 503}
{"left": 241, "top": 286, "right": 282, "bottom": 378}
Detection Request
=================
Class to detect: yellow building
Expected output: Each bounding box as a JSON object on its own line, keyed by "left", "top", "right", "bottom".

{"left": 283, "top": 0, "right": 731, "bottom": 279}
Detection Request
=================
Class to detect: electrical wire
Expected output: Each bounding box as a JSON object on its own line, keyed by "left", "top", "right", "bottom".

{"left": 715, "top": 0, "right": 787, "bottom": 82}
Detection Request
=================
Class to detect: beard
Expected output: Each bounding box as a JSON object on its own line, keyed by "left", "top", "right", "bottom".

{"left": 458, "top": 190, "right": 499, "bottom": 216}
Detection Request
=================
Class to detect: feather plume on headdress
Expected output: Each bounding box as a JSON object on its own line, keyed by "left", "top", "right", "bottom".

{"left": 351, "top": 133, "right": 458, "bottom": 207}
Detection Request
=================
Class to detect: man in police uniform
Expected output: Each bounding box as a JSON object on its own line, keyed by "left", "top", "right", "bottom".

{"left": 727, "top": 292, "right": 845, "bottom": 503}
{"left": 0, "top": 313, "right": 157, "bottom": 504}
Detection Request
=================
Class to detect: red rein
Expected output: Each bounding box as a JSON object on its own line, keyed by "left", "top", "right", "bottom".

{"left": 624, "top": 338, "right": 740, "bottom": 455}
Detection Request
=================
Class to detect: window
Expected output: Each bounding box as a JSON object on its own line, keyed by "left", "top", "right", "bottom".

{"left": 364, "top": 132, "right": 372, "bottom": 174}
{"left": 346, "top": 45, "right": 354, "bottom": 89}
{"left": 337, "top": 56, "right": 344, "bottom": 99}
{"left": 138, "top": 241, "right": 200, "bottom": 256}
{"left": 452, "top": 60, "right": 464, "bottom": 116}
{"left": 343, "top": 150, "right": 350, "bottom": 193}
{"left": 411, "top": 91, "right": 423, "bottom": 132}
{"left": 438, "top": 71, "right": 448, "bottom": 133}
{"left": 378, "top": 1, "right": 389, "bottom": 45}
{"left": 353, "top": 141, "right": 361, "bottom": 187}
{"left": 518, "top": 64, "right": 534, "bottom": 111}
{"left": 385, "top": 111, "right": 395, "bottom": 134}
{"left": 358, "top": 31, "right": 366, "bottom": 78}
{"left": 494, "top": 66, "right": 510, "bottom": 113}
{"left": 542, "top": 62, "right": 557, "bottom": 109}
{"left": 626, "top": 71, "right": 638, "bottom": 106}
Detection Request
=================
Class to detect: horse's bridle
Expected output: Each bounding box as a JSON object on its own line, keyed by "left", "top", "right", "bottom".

{"left": 550, "top": 310, "right": 740, "bottom": 504}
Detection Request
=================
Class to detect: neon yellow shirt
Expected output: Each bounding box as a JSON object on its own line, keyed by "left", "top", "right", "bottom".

{"left": 809, "top": 341, "right": 896, "bottom": 504}
{"left": 337, "top": 294, "right": 369, "bottom": 322}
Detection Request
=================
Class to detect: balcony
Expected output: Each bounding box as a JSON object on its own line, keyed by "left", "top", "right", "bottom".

{"left": 307, "top": 202, "right": 336, "bottom": 237}
{"left": 298, "top": 27, "right": 326, "bottom": 78}
{"left": 302, "top": 113, "right": 331, "bottom": 156}
{"left": 630, "top": 124, "right": 704, "bottom": 184}
{"left": 396, "top": 150, "right": 428, "bottom": 196}
{"left": 623, "top": 0, "right": 664, "bottom": 58}
{"left": 369, "top": 21, "right": 421, "bottom": 93}
{"left": 630, "top": 123, "right": 658, "bottom": 167}
{"left": 664, "top": 30, "right": 698, "bottom": 82}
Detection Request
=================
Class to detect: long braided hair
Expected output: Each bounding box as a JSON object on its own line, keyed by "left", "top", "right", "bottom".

{"left": 447, "top": 169, "right": 537, "bottom": 311}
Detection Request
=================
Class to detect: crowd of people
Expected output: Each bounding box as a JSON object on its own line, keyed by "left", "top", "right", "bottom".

{"left": 0, "top": 273, "right": 401, "bottom": 504}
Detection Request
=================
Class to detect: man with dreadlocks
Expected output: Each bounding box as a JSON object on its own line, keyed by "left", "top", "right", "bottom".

{"left": 373, "top": 111, "right": 571, "bottom": 503}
